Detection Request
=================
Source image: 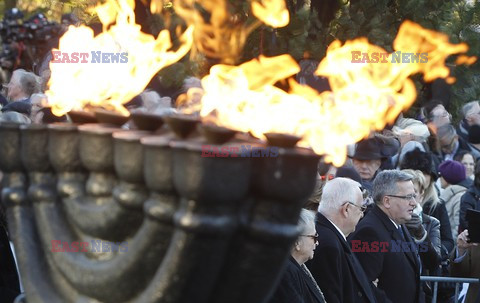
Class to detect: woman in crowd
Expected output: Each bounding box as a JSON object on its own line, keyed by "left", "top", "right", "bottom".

{"left": 460, "top": 158, "right": 480, "bottom": 232}
{"left": 402, "top": 169, "right": 443, "bottom": 300}
{"left": 400, "top": 148, "right": 455, "bottom": 254}
{"left": 400, "top": 148, "right": 455, "bottom": 301}
{"left": 455, "top": 151, "right": 476, "bottom": 182}
{"left": 268, "top": 209, "right": 325, "bottom": 303}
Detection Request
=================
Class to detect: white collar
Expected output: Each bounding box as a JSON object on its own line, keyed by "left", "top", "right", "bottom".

{"left": 326, "top": 217, "right": 347, "bottom": 241}
{"left": 389, "top": 218, "right": 399, "bottom": 229}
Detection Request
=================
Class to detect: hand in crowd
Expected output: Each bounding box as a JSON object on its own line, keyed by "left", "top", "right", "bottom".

{"left": 457, "top": 229, "right": 478, "bottom": 257}
{"left": 405, "top": 213, "right": 426, "bottom": 241}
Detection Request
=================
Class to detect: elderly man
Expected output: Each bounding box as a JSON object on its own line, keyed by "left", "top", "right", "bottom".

{"left": 436, "top": 124, "right": 471, "bottom": 163}
{"left": 349, "top": 170, "right": 425, "bottom": 303}
{"left": 2, "top": 69, "right": 40, "bottom": 116}
{"left": 351, "top": 135, "right": 399, "bottom": 194}
{"left": 307, "top": 178, "right": 381, "bottom": 303}
{"left": 458, "top": 100, "right": 480, "bottom": 141}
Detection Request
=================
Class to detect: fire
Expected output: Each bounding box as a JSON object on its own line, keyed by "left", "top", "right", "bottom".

{"left": 251, "top": 0, "right": 290, "bottom": 28}
{"left": 46, "top": 0, "right": 193, "bottom": 116}
{"left": 196, "top": 21, "right": 474, "bottom": 166}
{"left": 173, "top": 0, "right": 288, "bottom": 64}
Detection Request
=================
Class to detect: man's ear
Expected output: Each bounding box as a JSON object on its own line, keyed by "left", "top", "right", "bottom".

{"left": 341, "top": 203, "right": 349, "bottom": 218}
{"left": 382, "top": 196, "right": 391, "bottom": 209}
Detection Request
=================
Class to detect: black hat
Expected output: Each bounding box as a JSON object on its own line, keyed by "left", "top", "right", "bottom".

{"left": 399, "top": 147, "right": 438, "bottom": 180}
{"left": 468, "top": 125, "right": 480, "bottom": 144}
{"left": 350, "top": 135, "right": 400, "bottom": 161}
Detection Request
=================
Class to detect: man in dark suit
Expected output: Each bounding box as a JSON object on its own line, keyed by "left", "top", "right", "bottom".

{"left": 307, "top": 177, "right": 381, "bottom": 303}
{"left": 349, "top": 170, "right": 424, "bottom": 303}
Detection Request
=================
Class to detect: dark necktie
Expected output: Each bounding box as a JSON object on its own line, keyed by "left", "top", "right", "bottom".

{"left": 397, "top": 225, "right": 406, "bottom": 241}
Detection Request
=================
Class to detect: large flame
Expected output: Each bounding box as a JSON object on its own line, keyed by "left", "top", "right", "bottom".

{"left": 173, "top": 0, "right": 288, "bottom": 64}
{"left": 46, "top": 0, "right": 193, "bottom": 116}
{"left": 251, "top": 0, "right": 289, "bottom": 28}
{"left": 197, "top": 21, "right": 475, "bottom": 165}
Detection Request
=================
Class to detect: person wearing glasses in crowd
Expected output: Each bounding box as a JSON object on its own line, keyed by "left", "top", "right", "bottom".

{"left": 457, "top": 100, "right": 480, "bottom": 142}
{"left": 436, "top": 124, "right": 472, "bottom": 163}
{"left": 307, "top": 178, "right": 382, "bottom": 303}
{"left": 349, "top": 170, "right": 427, "bottom": 303}
{"left": 423, "top": 101, "right": 452, "bottom": 128}
{"left": 268, "top": 209, "right": 325, "bottom": 303}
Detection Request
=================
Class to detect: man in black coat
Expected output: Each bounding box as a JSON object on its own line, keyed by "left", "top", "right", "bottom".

{"left": 307, "top": 178, "right": 381, "bottom": 303}
{"left": 349, "top": 170, "right": 424, "bottom": 303}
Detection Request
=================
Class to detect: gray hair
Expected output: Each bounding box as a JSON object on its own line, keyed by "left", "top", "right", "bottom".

{"left": 318, "top": 177, "right": 361, "bottom": 214}
{"left": 437, "top": 124, "right": 456, "bottom": 140}
{"left": 462, "top": 101, "right": 480, "bottom": 117}
{"left": 298, "top": 209, "right": 316, "bottom": 234}
{"left": 372, "top": 170, "right": 413, "bottom": 204}
{"left": 13, "top": 69, "right": 41, "bottom": 96}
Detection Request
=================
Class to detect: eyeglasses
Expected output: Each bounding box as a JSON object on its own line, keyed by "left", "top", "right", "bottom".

{"left": 301, "top": 233, "right": 319, "bottom": 242}
{"left": 343, "top": 201, "right": 367, "bottom": 213}
{"left": 385, "top": 194, "right": 417, "bottom": 201}
{"left": 441, "top": 137, "right": 456, "bottom": 150}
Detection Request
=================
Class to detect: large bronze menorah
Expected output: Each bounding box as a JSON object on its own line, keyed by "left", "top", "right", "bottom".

{"left": 0, "top": 120, "right": 318, "bottom": 303}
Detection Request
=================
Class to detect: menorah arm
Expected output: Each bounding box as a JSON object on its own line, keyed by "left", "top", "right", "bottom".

{"left": 62, "top": 195, "right": 143, "bottom": 242}
{"left": 33, "top": 197, "right": 174, "bottom": 303}
{"left": 4, "top": 188, "right": 79, "bottom": 303}
{"left": 132, "top": 199, "right": 237, "bottom": 303}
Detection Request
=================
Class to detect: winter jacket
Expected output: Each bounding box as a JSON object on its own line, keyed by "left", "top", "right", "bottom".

{"left": 422, "top": 200, "right": 454, "bottom": 259}
{"left": 440, "top": 183, "right": 468, "bottom": 240}
{"left": 459, "top": 185, "right": 480, "bottom": 232}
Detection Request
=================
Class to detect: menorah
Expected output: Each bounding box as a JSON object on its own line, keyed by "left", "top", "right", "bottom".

{"left": 0, "top": 118, "right": 318, "bottom": 303}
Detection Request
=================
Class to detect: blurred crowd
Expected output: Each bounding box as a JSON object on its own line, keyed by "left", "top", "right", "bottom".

{"left": 269, "top": 100, "right": 480, "bottom": 303}
{"left": 0, "top": 7, "right": 479, "bottom": 303}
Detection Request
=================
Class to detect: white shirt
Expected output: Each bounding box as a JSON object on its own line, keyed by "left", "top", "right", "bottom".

{"left": 326, "top": 217, "right": 347, "bottom": 241}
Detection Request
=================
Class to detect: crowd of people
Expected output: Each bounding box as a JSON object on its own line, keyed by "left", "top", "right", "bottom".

{"left": 0, "top": 12, "right": 479, "bottom": 302}
{"left": 270, "top": 100, "right": 480, "bottom": 303}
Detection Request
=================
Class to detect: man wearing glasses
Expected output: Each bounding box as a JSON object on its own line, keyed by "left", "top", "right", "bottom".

{"left": 349, "top": 170, "right": 425, "bottom": 303}
{"left": 307, "top": 178, "right": 381, "bottom": 303}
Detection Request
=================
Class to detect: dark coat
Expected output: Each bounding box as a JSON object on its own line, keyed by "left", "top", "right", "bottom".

{"left": 307, "top": 213, "right": 380, "bottom": 303}
{"left": 348, "top": 205, "right": 424, "bottom": 303}
{"left": 268, "top": 256, "right": 325, "bottom": 303}
{"left": 0, "top": 224, "right": 20, "bottom": 302}
{"left": 1, "top": 98, "right": 32, "bottom": 116}
{"left": 423, "top": 199, "right": 455, "bottom": 259}
{"left": 459, "top": 185, "right": 480, "bottom": 232}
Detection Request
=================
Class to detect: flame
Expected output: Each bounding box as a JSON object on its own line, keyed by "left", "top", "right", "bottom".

{"left": 173, "top": 0, "right": 288, "bottom": 64}
{"left": 195, "top": 21, "right": 473, "bottom": 166}
{"left": 46, "top": 0, "right": 193, "bottom": 116}
{"left": 251, "top": 0, "right": 289, "bottom": 28}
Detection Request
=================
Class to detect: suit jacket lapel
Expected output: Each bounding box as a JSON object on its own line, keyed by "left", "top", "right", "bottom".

{"left": 371, "top": 206, "right": 418, "bottom": 271}
{"left": 317, "top": 213, "right": 376, "bottom": 303}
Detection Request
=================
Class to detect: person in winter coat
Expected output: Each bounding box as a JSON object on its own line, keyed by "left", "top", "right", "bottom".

{"left": 268, "top": 209, "right": 325, "bottom": 303}
{"left": 400, "top": 148, "right": 455, "bottom": 256}
{"left": 438, "top": 160, "right": 469, "bottom": 239}
{"left": 460, "top": 158, "right": 480, "bottom": 232}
